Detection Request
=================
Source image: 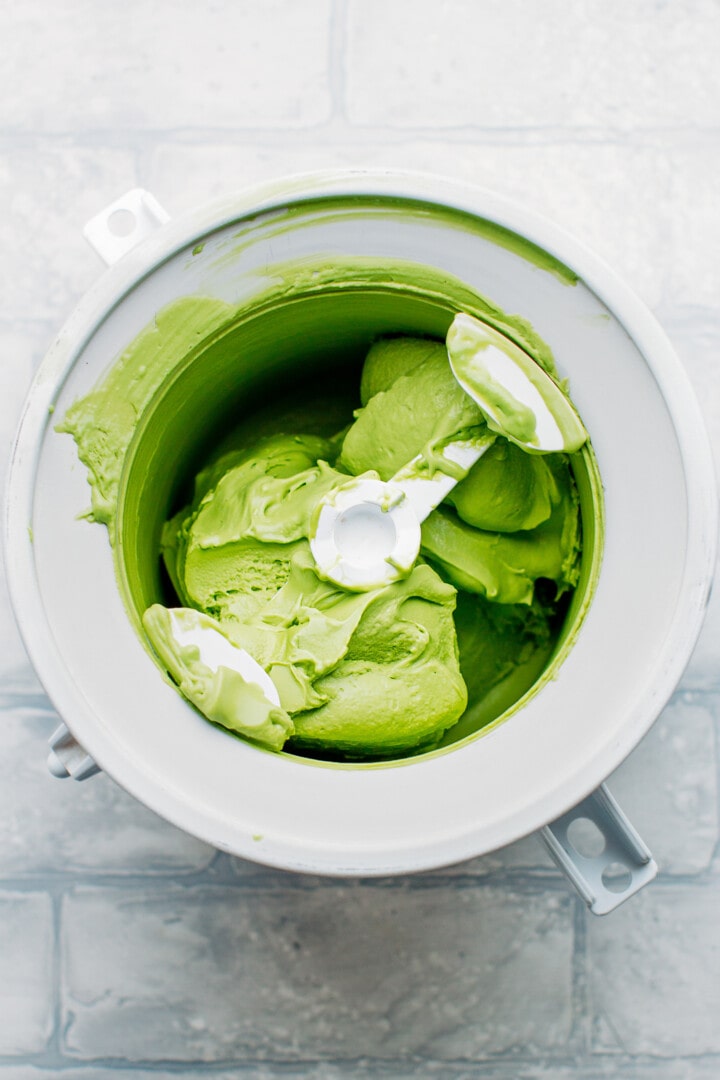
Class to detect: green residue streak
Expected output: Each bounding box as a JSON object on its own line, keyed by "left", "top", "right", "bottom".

{"left": 224, "top": 195, "right": 579, "bottom": 286}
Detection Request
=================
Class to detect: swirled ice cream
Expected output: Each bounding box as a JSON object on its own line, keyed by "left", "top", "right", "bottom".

{"left": 59, "top": 271, "right": 587, "bottom": 762}
{"left": 142, "top": 334, "right": 581, "bottom": 759}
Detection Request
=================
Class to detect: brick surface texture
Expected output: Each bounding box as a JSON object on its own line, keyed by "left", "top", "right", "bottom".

{"left": 1, "top": 1, "right": 718, "bottom": 1077}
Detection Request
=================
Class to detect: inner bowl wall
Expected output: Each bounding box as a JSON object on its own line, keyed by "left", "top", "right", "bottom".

{"left": 115, "top": 285, "right": 603, "bottom": 758}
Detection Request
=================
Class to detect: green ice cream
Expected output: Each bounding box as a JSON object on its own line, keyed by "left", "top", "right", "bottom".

{"left": 142, "top": 333, "right": 583, "bottom": 758}
{"left": 341, "top": 338, "right": 485, "bottom": 481}
{"left": 58, "top": 262, "right": 591, "bottom": 762}
{"left": 155, "top": 433, "right": 469, "bottom": 756}
{"left": 141, "top": 604, "right": 294, "bottom": 752}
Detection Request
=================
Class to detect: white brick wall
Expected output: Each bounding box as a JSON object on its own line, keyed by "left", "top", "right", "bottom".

{"left": 1, "top": 0, "right": 718, "bottom": 1076}
{"left": 345, "top": 0, "right": 720, "bottom": 130}
{"left": 0, "top": 149, "right": 138, "bottom": 321}
{"left": 0, "top": 0, "right": 334, "bottom": 132}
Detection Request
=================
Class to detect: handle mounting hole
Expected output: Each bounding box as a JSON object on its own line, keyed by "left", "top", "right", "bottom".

{"left": 601, "top": 861, "right": 633, "bottom": 894}
{"left": 107, "top": 208, "right": 137, "bottom": 237}
{"left": 567, "top": 816, "right": 606, "bottom": 858}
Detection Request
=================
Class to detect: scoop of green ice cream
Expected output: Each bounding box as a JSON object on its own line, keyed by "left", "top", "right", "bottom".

{"left": 142, "top": 604, "right": 294, "bottom": 751}
{"left": 359, "top": 336, "right": 444, "bottom": 405}
{"left": 341, "top": 338, "right": 486, "bottom": 480}
{"left": 158, "top": 434, "right": 469, "bottom": 757}
{"left": 420, "top": 456, "right": 581, "bottom": 605}
{"left": 149, "top": 329, "right": 583, "bottom": 759}
{"left": 448, "top": 440, "right": 561, "bottom": 533}
{"left": 289, "top": 562, "right": 468, "bottom": 757}
{"left": 163, "top": 433, "right": 346, "bottom": 620}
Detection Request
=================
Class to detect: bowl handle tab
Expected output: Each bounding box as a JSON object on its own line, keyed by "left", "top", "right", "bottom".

{"left": 83, "top": 188, "right": 170, "bottom": 267}
{"left": 540, "top": 783, "right": 657, "bottom": 915}
{"left": 47, "top": 722, "right": 100, "bottom": 782}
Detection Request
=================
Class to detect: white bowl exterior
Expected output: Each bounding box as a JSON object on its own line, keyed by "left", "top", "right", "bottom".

{"left": 6, "top": 171, "right": 717, "bottom": 874}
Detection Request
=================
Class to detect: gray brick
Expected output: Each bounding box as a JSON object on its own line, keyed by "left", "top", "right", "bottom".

{"left": 346, "top": 0, "right": 720, "bottom": 130}
{"left": 607, "top": 693, "right": 718, "bottom": 875}
{"left": 0, "top": 0, "right": 332, "bottom": 133}
{"left": 0, "top": 148, "right": 138, "bottom": 322}
{"left": 0, "top": 707, "right": 214, "bottom": 875}
{"left": 588, "top": 881, "right": 720, "bottom": 1055}
{"left": 0, "top": 892, "right": 54, "bottom": 1054}
{"left": 61, "top": 883, "right": 573, "bottom": 1061}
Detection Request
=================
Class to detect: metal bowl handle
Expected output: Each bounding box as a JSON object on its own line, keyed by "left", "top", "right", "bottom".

{"left": 83, "top": 189, "right": 170, "bottom": 266}
{"left": 541, "top": 783, "right": 657, "bottom": 915}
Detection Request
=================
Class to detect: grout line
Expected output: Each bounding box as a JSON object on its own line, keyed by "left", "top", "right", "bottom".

{"left": 0, "top": 867, "right": 718, "bottom": 895}
{"left": 3, "top": 1050, "right": 720, "bottom": 1074}
{"left": 47, "top": 891, "right": 64, "bottom": 1062}
{"left": 328, "top": 0, "right": 349, "bottom": 123}
{"left": 0, "top": 124, "right": 718, "bottom": 150}
{"left": 569, "top": 896, "right": 591, "bottom": 1054}
{"left": 0, "top": 871, "right": 570, "bottom": 892}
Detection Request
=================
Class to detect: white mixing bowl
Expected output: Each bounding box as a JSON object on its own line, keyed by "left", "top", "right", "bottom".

{"left": 6, "top": 171, "right": 716, "bottom": 913}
